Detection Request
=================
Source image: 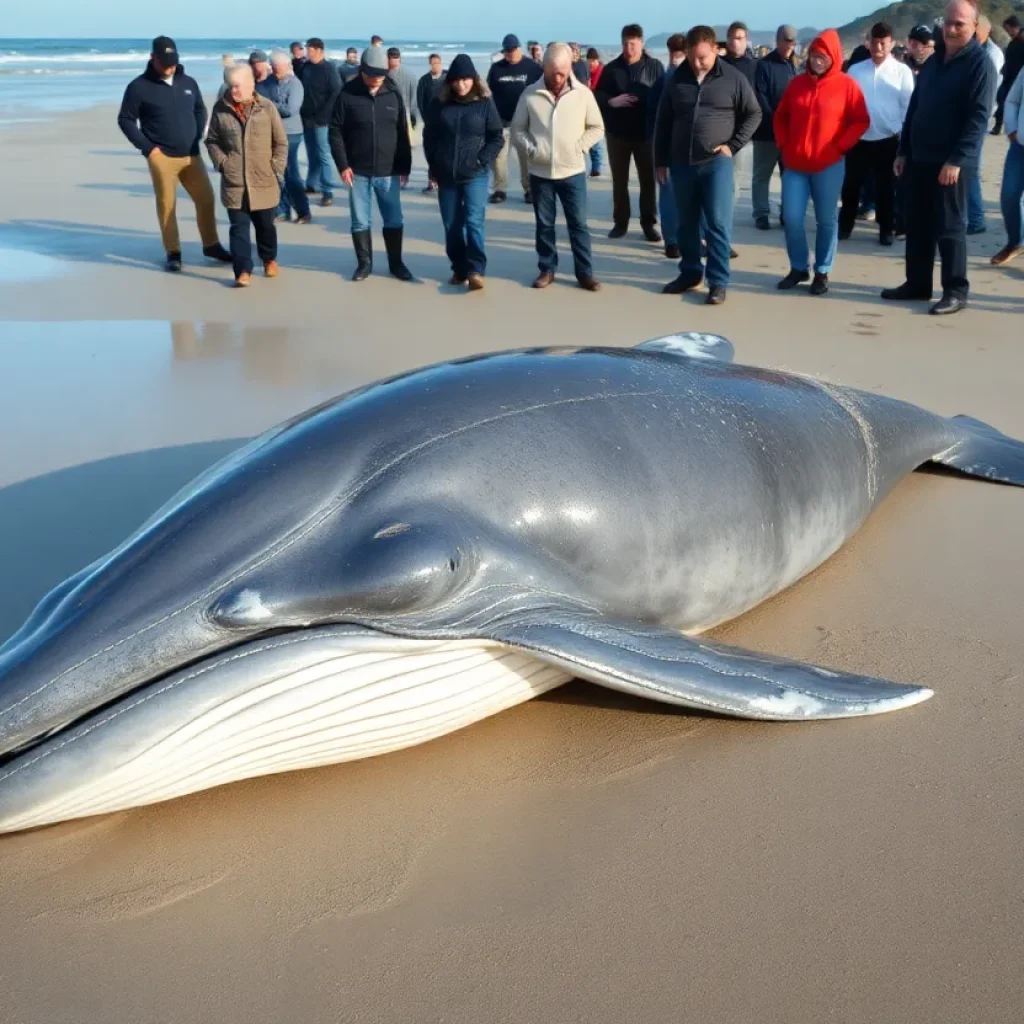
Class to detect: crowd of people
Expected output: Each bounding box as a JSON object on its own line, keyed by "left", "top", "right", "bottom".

{"left": 116, "top": 3, "right": 1024, "bottom": 314}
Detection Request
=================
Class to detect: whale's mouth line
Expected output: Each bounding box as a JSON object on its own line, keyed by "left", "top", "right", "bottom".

{"left": 0, "top": 624, "right": 333, "bottom": 771}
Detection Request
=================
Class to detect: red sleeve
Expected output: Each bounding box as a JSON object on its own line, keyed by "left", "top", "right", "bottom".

{"left": 835, "top": 79, "right": 870, "bottom": 155}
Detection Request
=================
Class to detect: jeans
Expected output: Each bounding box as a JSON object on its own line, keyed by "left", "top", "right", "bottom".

{"left": 752, "top": 139, "right": 783, "bottom": 221}
{"left": 227, "top": 194, "right": 277, "bottom": 276}
{"left": 659, "top": 179, "right": 678, "bottom": 247}
{"left": 670, "top": 156, "right": 735, "bottom": 288}
{"left": 438, "top": 172, "right": 489, "bottom": 276}
{"left": 1000, "top": 143, "right": 1024, "bottom": 248}
{"left": 607, "top": 134, "right": 657, "bottom": 229}
{"left": 967, "top": 146, "right": 987, "bottom": 231}
{"left": 303, "top": 122, "right": 339, "bottom": 197}
{"left": 904, "top": 160, "right": 969, "bottom": 299}
{"left": 278, "top": 134, "right": 311, "bottom": 218}
{"left": 349, "top": 174, "right": 403, "bottom": 233}
{"left": 839, "top": 136, "right": 898, "bottom": 235}
{"left": 588, "top": 138, "right": 605, "bottom": 174}
{"left": 530, "top": 172, "right": 593, "bottom": 279}
{"left": 781, "top": 160, "right": 844, "bottom": 274}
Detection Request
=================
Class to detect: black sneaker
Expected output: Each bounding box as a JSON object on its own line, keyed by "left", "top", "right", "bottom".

{"left": 662, "top": 273, "right": 703, "bottom": 294}
{"left": 202, "top": 243, "right": 232, "bottom": 263}
{"left": 523, "top": 190, "right": 532, "bottom": 203}
{"left": 664, "top": 244, "right": 680, "bottom": 259}
{"left": 319, "top": 195, "right": 334, "bottom": 208}
{"left": 755, "top": 216, "right": 770, "bottom": 231}
{"left": 489, "top": 191, "right": 507, "bottom": 204}
{"left": 608, "top": 225, "right": 627, "bottom": 239}
{"left": 589, "top": 169, "right": 600, "bottom": 177}
{"left": 705, "top": 286, "right": 726, "bottom": 305}
{"left": 304, "top": 186, "right": 317, "bottom": 195}
{"left": 643, "top": 226, "right": 662, "bottom": 243}
{"left": 809, "top": 272, "right": 829, "bottom": 296}
{"left": 777, "top": 269, "right": 810, "bottom": 290}
{"left": 166, "top": 252, "right": 183, "bottom": 272}
{"left": 879, "top": 233, "right": 894, "bottom": 246}
{"left": 838, "top": 228, "right": 852, "bottom": 241}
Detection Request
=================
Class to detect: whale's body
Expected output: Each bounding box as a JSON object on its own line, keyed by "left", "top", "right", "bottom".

{"left": 1, "top": 335, "right": 1022, "bottom": 833}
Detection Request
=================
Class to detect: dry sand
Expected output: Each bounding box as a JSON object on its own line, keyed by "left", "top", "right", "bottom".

{"left": 0, "top": 104, "right": 1021, "bottom": 1023}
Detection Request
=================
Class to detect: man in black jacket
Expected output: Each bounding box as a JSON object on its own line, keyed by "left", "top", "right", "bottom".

{"left": 330, "top": 45, "right": 414, "bottom": 282}
{"left": 994, "top": 16, "right": 1024, "bottom": 133}
{"left": 486, "top": 34, "right": 542, "bottom": 203}
{"left": 654, "top": 25, "right": 761, "bottom": 305}
{"left": 751, "top": 25, "right": 797, "bottom": 228}
{"left": 594, "top": 23, "right": 665, "bottom": 241}
{"left": 301, "top": 37, "right": 342, "bottom": 206}
{"left": 417, "top": 54, "right": 446, "bottom": 191}
{"left": 117, "top": 35, "right": 231, "bottom": 271}
{"left": 722, "top": 22, "right": 757, "bottom": 225}
{"left": 882, "top": 0, "right": 997, "bottom": 315}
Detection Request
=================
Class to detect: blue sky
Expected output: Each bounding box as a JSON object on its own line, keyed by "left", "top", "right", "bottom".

{"left": 4, "top": 0, "right": 881, "bottom": 40}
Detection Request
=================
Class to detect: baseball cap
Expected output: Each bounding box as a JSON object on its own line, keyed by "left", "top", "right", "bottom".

{"left": 249, "top": 49, "right": 268, "bottom": 64}
{"left": 502, "top": 34, "right": 521, "bottom": 52}
{"left": 908, "top": 24, "right": 934, "bottom": 43}
{"left": 361, "top": 45, "right": 389, "bottom": 75}
{"left": 151, "top": 35, "right": 179, "bottom": 65}
{"left": 776, "top": 25, "right": 798, "bottom": 42}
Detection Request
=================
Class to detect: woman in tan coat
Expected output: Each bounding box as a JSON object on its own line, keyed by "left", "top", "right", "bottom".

{"left": 206, "top": 64, "right": 288, "bottom": 286}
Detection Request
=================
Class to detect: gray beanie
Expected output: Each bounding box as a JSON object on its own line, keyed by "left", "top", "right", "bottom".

{"left": 360, "top": 45, "right": 388, "bottom": 75}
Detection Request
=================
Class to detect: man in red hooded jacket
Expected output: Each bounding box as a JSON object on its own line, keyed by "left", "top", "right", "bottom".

{"left": 773, "top": 29, "right": 870, "bottom": 295}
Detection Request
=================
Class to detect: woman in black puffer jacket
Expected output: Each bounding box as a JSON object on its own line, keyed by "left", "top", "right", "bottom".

{"left": 423, "top": 54, "right": 504, "bottom": 289}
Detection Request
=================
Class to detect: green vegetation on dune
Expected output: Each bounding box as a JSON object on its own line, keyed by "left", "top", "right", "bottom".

{"left": 836, "top": 0, "right": 1022, "bottom": 44}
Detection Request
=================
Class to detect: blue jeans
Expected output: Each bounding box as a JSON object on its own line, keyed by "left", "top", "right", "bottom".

{"left": 781, "top": 160, "right": 844, "bottom": 274}
{"left": 588, "top": 138, "right": 605, "bottom": 174}
{"left": 438, "top": 172, "right": 489, "bottom": 276}
{"left": 1001, "top": 143, "right": 1024, "bottom": 248}
{"left": 303, "top": 122, "right": 339, "bottom": 197}
{"left": 348, "top": 174, "right": 403, "bottom": 233}
{"left": 659, "top": 179, "right": 678, "bottom": 247}
{"left": 278, "top": 134, "right": 311, "bottom": 218}
{"left": 530, "top": 172, "right": 593, "bottom": 280}
{"left": 967, "top": 160, "right": 986, "bottom": 231}
{"left": 670, "top": 156, "right": 734, "bottom": 288}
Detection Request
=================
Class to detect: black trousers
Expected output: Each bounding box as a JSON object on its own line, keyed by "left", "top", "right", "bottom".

{"left": 607, "top": 134, "right": 657, "bottom": 230}
{"left": 904, "top": 161, "right": 969, "bottom": 300}
{"left": 227, "top": 194, "right": 278, "bottom": 276}
{"left": 839, "top": 136, "right": 898, "bottom": 235}
{"left": 993, "top": 78, "right": 1010, "bottom": 133}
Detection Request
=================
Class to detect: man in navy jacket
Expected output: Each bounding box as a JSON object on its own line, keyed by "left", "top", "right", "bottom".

{"left": 117, "top": 35, "right": 231, "bottom": 271}
{"left": 882, "top": 0, "right": 997, "bottom": 315}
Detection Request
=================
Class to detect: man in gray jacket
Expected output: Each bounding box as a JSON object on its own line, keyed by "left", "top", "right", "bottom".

{"left": 269, "top": 50, "right": 311, "bottom": 223}
{"left": 654, "top": 25, "right": 760, "bottom": 305}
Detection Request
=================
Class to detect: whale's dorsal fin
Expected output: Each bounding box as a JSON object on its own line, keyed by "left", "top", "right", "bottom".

{"left": 634, "top": 333, "right": 734, "bottom": 363}
{"left": 483, "top": 612, "right": 932, "bottom": 721}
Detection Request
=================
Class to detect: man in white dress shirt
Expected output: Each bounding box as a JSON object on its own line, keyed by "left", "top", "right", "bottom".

{"left": 839, "top": 21, "right": 915, "bottom": 245}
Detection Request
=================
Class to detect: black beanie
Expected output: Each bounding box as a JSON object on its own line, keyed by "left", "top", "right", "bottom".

{"left": 446, "top": 53, "right": 477, "bottom": 81}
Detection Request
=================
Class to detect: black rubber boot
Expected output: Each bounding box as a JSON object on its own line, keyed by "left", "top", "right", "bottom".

{"left": 351, "top": 230, "right": 372, "bottom": 281}
{"left": 382, "top": 227, "right": 414, "bottom": 281}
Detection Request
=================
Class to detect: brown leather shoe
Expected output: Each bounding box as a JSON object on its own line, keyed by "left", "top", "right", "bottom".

{"left": 467, "top": 272, "right": 485, "bottom": 291}
{"left": 234, "top": 272, "right": 251, "bottom": 288}
{"left": 263, "top": 260, "right": 279, "bottom": 278}
{"left": 991, "top": 244, "right": 1022, "bottom": 266}
{"left": 577, "top": 276, "right": 602, "bottom": 292}
{"left": 532, "top": 271, "right": 554, "bottom": 289}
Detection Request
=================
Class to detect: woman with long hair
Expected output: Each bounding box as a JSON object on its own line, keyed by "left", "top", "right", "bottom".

{"left": 773, "top": 29, "right": 869, "bottom": 295}
{"left": 423, "top": 54, "right": 504, "bottom": 290}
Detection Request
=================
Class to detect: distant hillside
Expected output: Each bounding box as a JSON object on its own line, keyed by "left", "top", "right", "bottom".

{"left": 648, "top": 27, "right": 821, "bottom": 49}
{"left": 836, "top": 0, "right": 1022, "bottom": 45}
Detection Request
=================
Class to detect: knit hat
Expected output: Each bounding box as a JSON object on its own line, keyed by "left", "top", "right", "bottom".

{"left": 446, "top": 53, "right": 477, "bottom": 81}
{"left": 249, "top": 49, "right": 268, "bottom": 64}
{"left": 360, "top": 45, "right": 388, "bottom": 75}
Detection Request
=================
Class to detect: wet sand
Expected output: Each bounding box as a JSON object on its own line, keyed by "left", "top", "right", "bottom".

{"left": 0, "top": 105, "right": 1022, "bottom": 1023}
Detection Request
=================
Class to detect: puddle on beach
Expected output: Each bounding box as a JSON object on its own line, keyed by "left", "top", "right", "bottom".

{"left": 0, "top": 235, "right": 66, "bottom": 282}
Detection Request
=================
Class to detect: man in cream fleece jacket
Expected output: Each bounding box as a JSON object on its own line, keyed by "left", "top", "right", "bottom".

{"left": 511, "top": 43, "right": 605, "bottom": 290}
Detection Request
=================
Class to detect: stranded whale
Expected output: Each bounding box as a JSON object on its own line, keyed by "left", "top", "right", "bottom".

{"left": 0, "top": 334, "right": 1021, "bottom": 833}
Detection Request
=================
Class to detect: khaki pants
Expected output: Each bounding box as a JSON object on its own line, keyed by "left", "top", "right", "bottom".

{"left": 146, "top": 151, "right": 219, "bottom": 254}
{"left": 492, "top": 127, "right": 529, "bottom": 195}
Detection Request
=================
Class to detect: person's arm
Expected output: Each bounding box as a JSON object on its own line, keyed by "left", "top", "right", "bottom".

{"left": 192, "top": 82, "right": 207, "bottom": 153}
{"left": 1006, "top": 70, "right": 1023, "bottom": 140}
{"left": 579, "top": 86, "right": 605, "bottom": 153}
{"left": 772, "top": 83, "right": 792, "bottom": 152}
{"left": 328, "top": 92, "right": 350, "bottom": 173}
{"left": 897, "top": 71, "right": 920, "bottom": 160}
{"left": 645, "top": 77, "right": 663, "bottom": 139}
{"left": 753, "top": 59, "right": 772, "bottom": 122}
{"left": 947, "top": 58, "right": 997, "bottom": 168}
{"left": 479, "top": 98, "right": 506, "bottom": 168}
{"left": 270, "top": 106, "right": 288, "bottom": 181}
{"left": 394, "top": 93, "right": 413, "bottom": 177}
{"left": 116, "top": 81, "right": 155, "bottom": 155}
{"left": 509, "top": 91, "right": 534, "bottom": 155}
{"left": 277, "top": 76, "right": 304, "bottom": 122}
{"left": 204, "top": 111, "right": 227, "bottom": 171}
{"left": 835, "top": 80, "right": 870, "bottom": 154}
{"left": 728, "top": 75, "right": 762, "bottom": 152}
{"left": 593, "top": 57, "right": 614, "bottom": 114}
{"left": 318, "top": 64, "right": 342, "bottom": 124}
{"left": 422, "top": 98, "right": 439, "bottom": 176}
{"left": 406, "top": 74, "right": 418, "bottom": 127}
{"left": 896, "top": 62, "right": 915, "bottom": 126}
{"left": 653, "top": 76, "right": 674, "bottom": 169}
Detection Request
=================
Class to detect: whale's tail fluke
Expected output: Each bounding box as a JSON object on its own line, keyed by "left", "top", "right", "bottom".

{"left": 930, "top": 415, "right": 1024, "bottom": 487}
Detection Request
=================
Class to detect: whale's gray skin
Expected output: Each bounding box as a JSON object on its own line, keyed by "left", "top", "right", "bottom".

{"left": 1, "top": 334, "right": 1023, "bottom": 833}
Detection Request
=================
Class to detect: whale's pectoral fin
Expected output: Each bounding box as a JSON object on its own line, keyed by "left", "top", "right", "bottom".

{"left": 634, "top": 333, "right": 734, "bottom": 363}
{"left": 485, "top": 614, "right": 932, "bottom": 721}
{"left": 929, "top": 415, "right": 1024, "bottom": 487}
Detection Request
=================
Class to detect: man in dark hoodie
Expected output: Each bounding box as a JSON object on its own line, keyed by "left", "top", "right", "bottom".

{"left": 117, "top": 36, "right": 232, "bottom": 272}
{"left": 595, "top": 23, "right": 665, "bottom": 241}
{"left": 330, "top": 45, "right": 414, "bottom": 283}
{"left": 993, "top": 16, "right": 1024, "bottom": 133}
{"left": 486, "top": 34, "right": 542, "bottom": 203}
{"left": 722, "top": 22, "right": 757, "bottom": 216}
{"left": 751, "top": 25, "right": 798, "bottom": 229}
{"left": 882, "top": 0, "right": 997, "bottom": 315}
{"left": 301, "top": 38, "right": 343, "bottom": 206}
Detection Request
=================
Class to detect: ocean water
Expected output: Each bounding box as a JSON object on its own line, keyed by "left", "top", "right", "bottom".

{"left": 0, "top": 38, "right": 503, "bottom": 121}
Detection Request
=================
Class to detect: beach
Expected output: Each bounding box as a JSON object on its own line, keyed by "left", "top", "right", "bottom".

{"left": 0, "top": 97, "right": 1022, "bottom": 1023}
